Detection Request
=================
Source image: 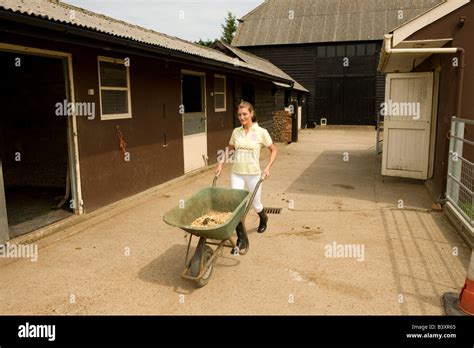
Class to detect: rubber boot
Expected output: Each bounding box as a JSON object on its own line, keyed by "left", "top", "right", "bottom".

{"left": 231, "top": 222, "right": 247, "bottom": 254}
{"left": 257, "top": 209, "right": 268, "bottom": 233}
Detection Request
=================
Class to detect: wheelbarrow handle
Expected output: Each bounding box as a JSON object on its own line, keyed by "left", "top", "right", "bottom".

{"left": 212, "top": 172, "right": 220, "bottom": 187}
{"left": 242, "top": 175, "right": 266, "bottom": 221}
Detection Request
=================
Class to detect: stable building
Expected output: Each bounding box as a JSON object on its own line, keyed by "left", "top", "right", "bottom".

{"left": 0, "top": 0, "right": 306, "bottom": 242}
{"left": 378, "top": 0, "right": 474, "bottom": 245}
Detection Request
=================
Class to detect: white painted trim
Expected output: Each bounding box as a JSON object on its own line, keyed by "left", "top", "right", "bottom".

{"left": 181, "top": 69, "right": 208, "bottom": 173}
{"left": 214, "top": 74, "right": 227, "bottom": 112}
{"left": 0, "top": 42, "right": 71, "bottom": 58}
{"left": 181, "top": 69, "right": 207, "bottom": 116}
{"left": 0, "top": 42, "right": 84, "bottom": 215}
{"left": 397, "top": 38, "right": 453, "bottom": 48}
{"left": 379, "top": 34, "right": 458, "bottom": 73}
{"left": 393, "top": 0, "right": 470, "bottom": 47}
{"left": 65, "top": 54, "right": 84, "bottom": 215}
{"left": 97, "top": 56, "right": 132, "bottom": 120}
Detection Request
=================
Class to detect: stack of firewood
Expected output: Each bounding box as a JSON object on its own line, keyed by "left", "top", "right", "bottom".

{"left": 272, "top": 110, "right": 292, "bottom": 142}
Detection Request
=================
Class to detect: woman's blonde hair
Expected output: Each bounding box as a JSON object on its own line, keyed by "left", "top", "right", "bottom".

{"left": 238, "top": 101, "right": 257, "bottom": 122}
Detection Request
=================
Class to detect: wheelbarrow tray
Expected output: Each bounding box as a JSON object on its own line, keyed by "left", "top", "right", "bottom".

{"left": 163, "top": 187, "right": 250, "bottom": 240}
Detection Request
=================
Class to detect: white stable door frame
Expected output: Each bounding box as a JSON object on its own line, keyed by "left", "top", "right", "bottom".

{"left": 181, "top": 70, "right": 208, "bottom": 173}
{"left": 0, "top": 43, "right": 84, "bottom": 242}
{"left": 382, "top": 72, "right": 435, "bottom": 180}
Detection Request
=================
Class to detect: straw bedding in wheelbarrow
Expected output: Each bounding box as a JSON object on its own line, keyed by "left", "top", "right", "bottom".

{"left": 191, "top": 211, "right": 233, "bottom": 227}
{"left": 163, "top": 187, "right": 250, "bottom": 240}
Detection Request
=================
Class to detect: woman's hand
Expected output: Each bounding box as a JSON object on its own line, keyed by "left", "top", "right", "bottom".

{"left": 262, "top": 166, "right": 271, "bottom": 178}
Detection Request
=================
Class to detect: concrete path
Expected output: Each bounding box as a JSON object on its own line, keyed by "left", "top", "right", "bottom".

{"left": 0, "top": 127, "right": 470, "bottom": 315}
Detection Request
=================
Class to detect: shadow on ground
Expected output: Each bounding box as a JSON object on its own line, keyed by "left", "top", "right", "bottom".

{"left": 138, "top": 242, "right": 242, "bottom": 294}
{"left": 381, "top": 208, "right": 470, "bottom": 315}
{"left": 286, "top": 149, "right": 432, "bottom": 209}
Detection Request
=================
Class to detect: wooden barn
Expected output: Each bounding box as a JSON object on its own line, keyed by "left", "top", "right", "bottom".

{"left": 0, "top": 0, "right": 306, "bottom": 242}
{"left": 232, "top": 0, "right": 444, "bottom": 126}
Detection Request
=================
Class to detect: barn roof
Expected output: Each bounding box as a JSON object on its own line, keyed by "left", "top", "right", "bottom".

{"left": 213, "top": 40, "right": 309, "bottom": 92}
{"left": 232, "top": 0, "right": 445, "bottom": 47}
{"left": 0, "top": 0, "right": 301, "bottom": 85}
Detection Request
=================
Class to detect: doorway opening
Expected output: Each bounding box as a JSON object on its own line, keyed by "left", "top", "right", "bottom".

{"left": 181, "top": 70, "right": 207, "bottom": 173}
{"left": 0, "top": 50, "right": 73, "bottom": 238}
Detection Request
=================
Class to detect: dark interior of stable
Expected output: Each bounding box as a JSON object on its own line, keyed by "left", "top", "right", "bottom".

{"left": 0, "top": 51, "right": 72, "bottom": 238}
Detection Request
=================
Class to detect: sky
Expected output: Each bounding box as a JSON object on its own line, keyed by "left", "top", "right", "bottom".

{"left": 63, "top": 0, "right": 264, "bottom": 42}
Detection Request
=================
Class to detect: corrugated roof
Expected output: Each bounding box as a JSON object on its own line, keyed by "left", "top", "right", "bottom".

{"left": 0, "top": 0, "right": 294, "bottom": 82}
{"left": 233, "top": 0, "right": 445, "bottom": 46}
{"left": 216, "top": 40, "right": 309, "bottom": 92}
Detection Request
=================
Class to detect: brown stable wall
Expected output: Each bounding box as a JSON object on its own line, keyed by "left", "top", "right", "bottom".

{"left": 407, "top": 1, "right": 474, "bottom": 200}
{"left": 0, "top": 31, "right": 238, "bottom": 212}
{"left": 75, "top": 52, "right": 185, "bottom": 212}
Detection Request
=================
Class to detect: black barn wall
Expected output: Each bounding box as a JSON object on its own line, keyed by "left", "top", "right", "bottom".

{"left": 240, "top": 41, "right": 385, "bottom": 126}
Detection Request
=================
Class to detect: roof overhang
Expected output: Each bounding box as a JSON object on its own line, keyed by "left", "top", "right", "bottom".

{"left": 292, "top": 81, "right": 309, "bottom": 93}
{"left": 379, "top": 35, "right": 453, "bottom": 73}
{"left": 392, "top": 0, "right": 470, "bottom": 47}
{"left": 273, "top": 81, "right": 291, "bottom": 89}
{"left": 379, "top": 0, "right": 469, "bottom": 73}
{"left": 0, "top": 4, "right": 294, "bottom": 85}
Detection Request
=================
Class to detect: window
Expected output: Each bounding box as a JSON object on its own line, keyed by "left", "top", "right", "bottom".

{"left": 317, "top": 46, "right": 326, "bottom": 57}
{"left": 336, "top": 45, "right": 345, "bottom": 57}
{"left": 367, "top": 43, "right": 376, "bottom": 55}
{"left": 326, "top": 45, "right": 336, "bottom": 57}
{"left": 214, "top": 75, "right": 226, "bottom": 112}
{"left": 346, "top": 45, "right": 355, "bottom": 56}
{"left": 98, "top": 56, "right": 131, "bottom": 120}
{"left": 356, "top": 44, "right": 366, "bottom": 56}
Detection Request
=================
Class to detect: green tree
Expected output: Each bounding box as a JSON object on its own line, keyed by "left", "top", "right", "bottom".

{"left": 195, "top": 38, "right": 214, "bottom": 47}
{"left": 221, "top": 11, "right": 237, "bottom": 44}
{"left": 194, "top": 11, "right": 237, "bottom": 47}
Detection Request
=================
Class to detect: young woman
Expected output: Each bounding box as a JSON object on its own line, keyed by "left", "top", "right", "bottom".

{"left": 216, "top": 101, "right": 278, "bottom": 252}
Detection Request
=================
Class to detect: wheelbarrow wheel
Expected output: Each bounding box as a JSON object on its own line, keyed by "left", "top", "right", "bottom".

{"left": 189, "top": 245, "right": 214, "bottom": 287}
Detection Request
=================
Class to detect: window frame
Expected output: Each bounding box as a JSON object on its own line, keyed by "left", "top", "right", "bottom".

{"left": 214, "top": 74, "right": 227, "bottom": 112}
{"left": 367, "top": 43, "right": 377, "bottom": 56}
{"left": 317, "top": 45, "right": 326, "bottom": 57}
{"left": 98, "top": 56, "right": 132, "bottom": 120}
{"left": 356, "top": 44, "right": 366, "bottom": 56}
{"left": 326, "top": 45, "right": 336, "bottom": 57}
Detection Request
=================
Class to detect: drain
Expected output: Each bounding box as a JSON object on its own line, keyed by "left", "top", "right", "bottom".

{"left": 263, "top": 207, "right": 282, "bottom": 214}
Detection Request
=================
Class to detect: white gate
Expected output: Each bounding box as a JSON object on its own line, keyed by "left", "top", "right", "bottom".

{"left": 382, "top": 72, "right": 434, "bottom": 179}
{"left": 446, "top": 117, "right": 474, "bottom": 227}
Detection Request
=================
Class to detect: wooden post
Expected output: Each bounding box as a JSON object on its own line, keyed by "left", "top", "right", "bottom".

{"left": 0, "top": 159, "right": 9, "bottom": 244}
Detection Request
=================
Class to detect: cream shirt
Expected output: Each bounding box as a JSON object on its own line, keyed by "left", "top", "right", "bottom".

{"left": 229, "top": 123, "right": 273, "bottom": 175}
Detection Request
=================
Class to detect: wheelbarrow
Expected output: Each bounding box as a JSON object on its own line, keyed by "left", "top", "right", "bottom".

{"left": 163, "top": 173, "right": 264, "bottom": 287}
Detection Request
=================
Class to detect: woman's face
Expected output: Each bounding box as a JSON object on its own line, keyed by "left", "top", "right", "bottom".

{"left": 238, "top": 107, "right": 253, "bottom": 127}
